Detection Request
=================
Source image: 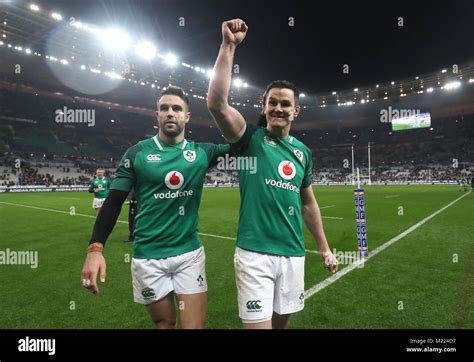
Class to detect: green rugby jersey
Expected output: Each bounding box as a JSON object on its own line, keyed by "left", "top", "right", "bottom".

{"left": 231, "top": 123, "right": 313, "bottom": 257}
{"left": 111, "top": 135, "right": 229, "bottom": 259}
{"left": 89, "top": 177, "right": 110, "bottom": 199}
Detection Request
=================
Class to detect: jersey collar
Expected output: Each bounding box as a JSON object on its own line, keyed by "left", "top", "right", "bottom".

{"left": 153, "top": 135, "right": 188, "bottom": 150}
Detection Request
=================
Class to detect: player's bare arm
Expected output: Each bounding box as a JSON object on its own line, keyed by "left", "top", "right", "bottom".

{"left": 207, "top": 19, "right": 248, "bottom": 142}
{"left": 80, "top": 189, "right": 129, "bottom": 294}
{"left": 300, "top": 186, "right": 338, "bottom": 273}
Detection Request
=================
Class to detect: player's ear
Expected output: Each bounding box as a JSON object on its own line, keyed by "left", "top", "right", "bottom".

{"left": 293, "top": 104, "right": 301, "bottom": 119}
{"left": 184, "top": 111, "right": 191, "bottom": 124}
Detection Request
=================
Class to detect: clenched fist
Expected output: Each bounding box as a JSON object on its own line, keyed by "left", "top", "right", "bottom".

{"left": 222, "top": 19, "right": 248, "bottom": 46}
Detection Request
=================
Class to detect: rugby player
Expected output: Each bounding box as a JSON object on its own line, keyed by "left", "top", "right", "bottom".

{"left": 81, "top": 86, "right": 229, "bottom": 329}
{"left": 207, "top": 19, "right": 338, "bottom": 329}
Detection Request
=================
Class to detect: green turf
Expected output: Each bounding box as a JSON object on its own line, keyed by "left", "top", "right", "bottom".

{"left": 0, "top": 185, "right": 472, "bottom": 328}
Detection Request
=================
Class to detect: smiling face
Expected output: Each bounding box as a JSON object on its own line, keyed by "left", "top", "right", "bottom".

{"left": 263, "top": 88, "right": 300, "bottom": 132}
{"left": 156, "top": 94, "right": 190, "bottom": 139}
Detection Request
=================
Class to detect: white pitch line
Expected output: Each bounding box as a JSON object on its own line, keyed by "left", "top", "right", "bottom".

{"left": 304, "top": 191, "right": 472, "bottom": 300}
{"left": 320, "top": 205, "right": 336, "bottom": 209}
{"left": 384, "top": 194, "right": 400, "bottom": 199}
{"left": 0, "top": 201, "right": 234, "bottom": 241}
{"left": 60, "top": 197, "right": 81, "bottom": 200}
{"left": 322, "top": 216, "right": 344, "bottom": 220}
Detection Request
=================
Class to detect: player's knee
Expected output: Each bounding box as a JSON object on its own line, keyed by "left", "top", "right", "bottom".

{"left": 180, "top": 318, "right": 205, "bottom": 329}
{"left": 154, "top": 317, "right": 176, "bottom": 329}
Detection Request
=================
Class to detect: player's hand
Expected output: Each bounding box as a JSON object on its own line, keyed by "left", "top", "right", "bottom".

{"left": 94, "top": 188, "right": 99, "bottom": 193}
{"left": 80, "top": 251, "right": 106, "bottom": 295}
{"left": 222, "top": 19, "right": 248, "bottom": 46}
{"left": 321, "top": 250, "right": 338, "bottom": 274}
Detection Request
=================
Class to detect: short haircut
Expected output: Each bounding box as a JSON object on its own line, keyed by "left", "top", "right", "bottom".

{"left": 258, "top": 80, "right": 300, "bottom": 127}
{"left": 97, "top": 168, "right": 104, "bottom": 171}
{"left": 158, "top": 85, "right": 190, "bottom": 107}
{"left": 261, "top": 80, "right": 300, "bottom": 106}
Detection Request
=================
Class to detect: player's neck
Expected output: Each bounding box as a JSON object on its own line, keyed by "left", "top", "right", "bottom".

{"left": 158, "top": 130, "right": 184, "bottom": 145}
{"left": 267, "top": 125, "right": 290, "bottom": 139}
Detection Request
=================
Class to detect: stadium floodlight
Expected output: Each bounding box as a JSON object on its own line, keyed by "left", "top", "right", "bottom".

{"left": 426, "top": 87, "right": 434, "bottom": 92}
{"left": 135, "top": 41, "right": 157, "bottom": 60}
{"left": 243, "top": 82, "right": 248, "bottom": 88}
{"left": 0, "top": 41, "right": 3, "bottom": 46}
{"left": 60, "top": 59, "right": 69, "bottom": 65}
{"left": 105, "top": 72, "right": 123, "bottom": 80}
{"left": 332, "top": 91, "right": 336, "bottom": 95}
{"left": 444, "top": 81, "right": 461, "bottom": 90}
{"left": 29, "top": 4, "right": 40, "bottom": 12}
{"left": 300, "top": 93, "right": 306, "bottom": 97}
{"left": 51, "top": 12, "right": 62, "bottom": 21}
{"left": 353, "top": 88, "right": 358, "bottom": 92}
{"left": 233, "top": 78, "right": 243, "bottom": 88}
{"left": 206, "top": 69, "right": 214, "bottom": 79}
{"left": 100, "top": 28, "right": 130, "bottom": 52}
{"left": 441, "top": 69, "right": 447, "bottom": 73}
{"left": 469, "top": 79, "right": 474, "bottom": 83}
{"left": 80, "top": 65, "right": 86, "bottom": 70}
{"left": 376, "top": 84, "right": 379, "bottom": 88}
{"left": 72, "top": 21, "right": 83, "bottom": 29}
{"left": 25, "top": 48, "right": 31, "bottom": 54}
{"left": 164, "top": 53, "right": 178, "bottom": 66}
{"left": 390, "top": 81, "right": 395, "bottom": 85}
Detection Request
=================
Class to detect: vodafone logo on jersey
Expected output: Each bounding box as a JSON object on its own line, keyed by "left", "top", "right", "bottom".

{"left": 165, "top": 171, "right": 184, "bottom": 190}
{"left": 278, "top": 161, "right": 296, "bottom": 180}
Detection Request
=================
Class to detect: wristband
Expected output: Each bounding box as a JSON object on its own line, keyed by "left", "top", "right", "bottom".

{"left": 87, "top": 242, "right": 104, "bottom": 253}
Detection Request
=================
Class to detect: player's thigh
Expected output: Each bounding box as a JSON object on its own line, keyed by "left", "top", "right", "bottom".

{"left": 175, "top": 292, "right": 207, "bottom": 329}
{"left": 273, "top": 255, "right": 305, "bottom": 316}
{"left": 172, "top": 246, "right": 208, "bottom": 296}
{"left": 145, "top": 292, "right": 176, "bottom": 329}
{"left": 92, "top": 197, "right": 105, "bottom": 209}
{"left": 234, "top": 247, "right": 275, "bottom": 324}
{"left": 272, "top": 311, "right": 292, "bottom": 329}
{"left": 131, "top": 258, "right": 174, "bottom": 305}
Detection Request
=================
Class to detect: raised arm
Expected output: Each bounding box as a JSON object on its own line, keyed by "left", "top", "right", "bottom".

{"left": 207, "top": 19, "right": 248, "bottom": 142}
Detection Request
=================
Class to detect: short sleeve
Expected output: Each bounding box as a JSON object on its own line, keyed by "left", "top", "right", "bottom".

{"left": 110, "top": 143, "right": 141, "bottom": 192}
{"left": 230, "top": 123, "right": 259, "bottom": 156}
{"left": 199, "top": 143, "right": 231, "bottom": 168}
{"left": 302, "top": 149, "right": 314, "bottom": 188}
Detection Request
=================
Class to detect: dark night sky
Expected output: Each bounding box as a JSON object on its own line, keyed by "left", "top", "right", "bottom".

{"left": 34, "top": 0, "right": 474, "bottom": 93}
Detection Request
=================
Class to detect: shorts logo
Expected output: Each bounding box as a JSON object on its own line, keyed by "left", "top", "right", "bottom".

{"left": 197, "top": 274, "right": 204, "bottom": 287}
{"left": 278, "top": 160, "right": 296, "bottom": 180}
{"left": 299, "top": 292, "right": 305, "bottom": 304}
{"left": 293, "top": 149, "right": 304, "bottom": 163}
{"left": 183, "top": 150, "right": 196, "bottom": 162}
{"left": 165, "top": 171, "right": 184, "bottom": 190}
{"left": 146, "top": 154, "right": 161, "bottom": 162}
{"left": 264, "top": 136, "right": 277, "bottom": 147}
{"left": 141, "top": 287, "right": 156, "bottom": 300}
{"left": 246, "top": 300, "right": 262, "bottom": 312}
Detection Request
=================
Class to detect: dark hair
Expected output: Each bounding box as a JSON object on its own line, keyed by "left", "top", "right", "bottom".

{"left": 159, "top": 85, "right": 189, "bottom": 106}
{"left": 257, "top": 80, "right": 300, "bottom": 127}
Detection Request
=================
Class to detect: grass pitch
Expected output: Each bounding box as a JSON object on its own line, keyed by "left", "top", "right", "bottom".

{"left": 0, "top": 185, "right": 472, "bottom": 329}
